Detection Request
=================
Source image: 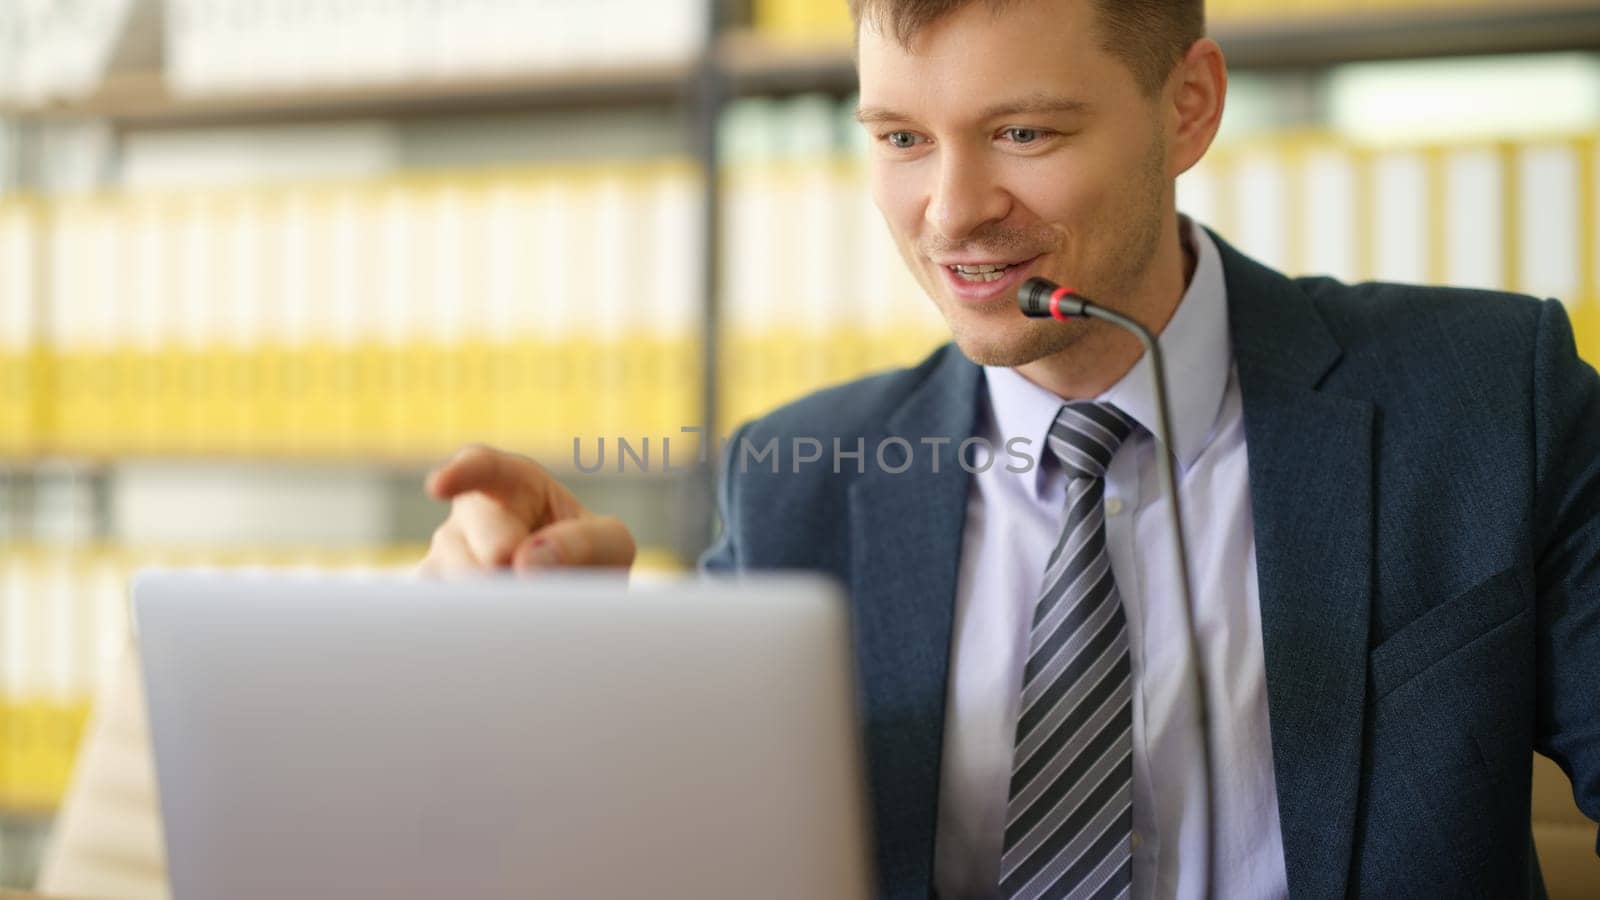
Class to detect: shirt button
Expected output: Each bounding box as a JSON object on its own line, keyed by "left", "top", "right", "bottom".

{"left": 1131, "top": 831, "right": 1144, "bottom": 850}
{"left": 1105, "top": 497, "right": 1125, "bottom": 517}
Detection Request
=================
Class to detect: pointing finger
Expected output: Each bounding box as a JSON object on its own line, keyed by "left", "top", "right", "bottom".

{"left": 427, "top": 445, "right": 550, "bottom": 522}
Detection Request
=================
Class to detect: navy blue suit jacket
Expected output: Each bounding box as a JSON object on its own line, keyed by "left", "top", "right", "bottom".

{"left": 699, "top": 231, "right": 1600, "bottom": 899}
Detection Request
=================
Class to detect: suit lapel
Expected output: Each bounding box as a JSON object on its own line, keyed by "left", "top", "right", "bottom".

{"left": 1217, "top": 232, "right": 1375, "bottom": 900}
{"left": 848, "top": 346, "right": 982, "bottom": 893}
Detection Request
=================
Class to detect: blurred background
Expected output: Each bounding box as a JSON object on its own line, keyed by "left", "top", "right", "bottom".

{"left": 1, "top": 0, "right": 1599, "bottom": 896}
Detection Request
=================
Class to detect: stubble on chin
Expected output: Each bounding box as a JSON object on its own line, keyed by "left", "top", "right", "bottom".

{"left": 945, "top": 312, "right": 1093, "bottom": 368}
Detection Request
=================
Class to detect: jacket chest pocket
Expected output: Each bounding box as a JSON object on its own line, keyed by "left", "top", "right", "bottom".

{"left": 1369, "top": 565, "right": 1531, "bottom": 703}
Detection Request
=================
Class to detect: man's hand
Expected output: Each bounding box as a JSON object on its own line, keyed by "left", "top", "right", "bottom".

{"left": 417, "top": 444, "right": 637, "bottom": 576}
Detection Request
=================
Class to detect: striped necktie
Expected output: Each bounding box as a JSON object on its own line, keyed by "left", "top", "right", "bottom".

{"left": 1000, "top": 400, "right": 1137, "bottom": 900}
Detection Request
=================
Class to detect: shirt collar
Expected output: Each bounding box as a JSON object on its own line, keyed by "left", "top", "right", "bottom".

{"left": 982, "top": 214, "right": 1232, "bottom": 498}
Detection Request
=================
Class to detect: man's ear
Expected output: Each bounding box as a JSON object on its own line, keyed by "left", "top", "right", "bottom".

{"left": 1167, "top": 38, "right": 1228, "bottom": 178}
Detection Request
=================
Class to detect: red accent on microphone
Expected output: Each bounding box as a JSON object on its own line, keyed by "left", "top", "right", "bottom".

{"left": 1049, "top": 286, "right": 1078, "bottom": 321}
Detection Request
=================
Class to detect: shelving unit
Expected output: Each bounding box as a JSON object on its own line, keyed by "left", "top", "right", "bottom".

{"left": 0, "top": 6, "right": 740, "bottom": 887}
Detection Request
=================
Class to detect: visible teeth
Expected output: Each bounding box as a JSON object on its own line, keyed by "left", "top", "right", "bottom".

{"left": 951, "top": 262, "right": 1012, "bottom": 283}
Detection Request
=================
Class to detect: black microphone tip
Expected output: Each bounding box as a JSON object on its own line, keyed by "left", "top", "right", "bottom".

{"left": 1019, "top": 277, "right": 1059, "bottom": 317}
{"left": 1018, "top": 277, "right": 1091, "bottom": 319}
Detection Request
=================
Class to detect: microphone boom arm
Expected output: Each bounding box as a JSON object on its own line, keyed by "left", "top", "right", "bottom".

{"left": 1017, "top": 277, "right": 1213, "bottom": 895}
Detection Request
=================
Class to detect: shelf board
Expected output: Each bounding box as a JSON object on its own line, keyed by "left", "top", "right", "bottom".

{"left": 717, "top": 32, "right": 858, "bottom": 96}
{"left": 3, "top": 5, "right": 1596, "bottom": 127}
{"left": 717, "top": 2, "right": 1600, "bottom": 94}
{"left": 0, "top": 62, "right": 696, "bottom": 129}
{"left": 1212, "top": 1, "right": 1600, "bottom": 69}
{"left": 0, "top": 806, "right": 55, "bottom": 824}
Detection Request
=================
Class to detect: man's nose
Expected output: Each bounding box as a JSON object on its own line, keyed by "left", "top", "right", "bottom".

{"left": 925, "top": 151, "right": 1011, "bottom": 244}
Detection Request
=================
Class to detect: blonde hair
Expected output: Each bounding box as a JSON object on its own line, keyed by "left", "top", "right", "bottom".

{"left": 848, "top": 0, "right": 1205, "bottom": 98}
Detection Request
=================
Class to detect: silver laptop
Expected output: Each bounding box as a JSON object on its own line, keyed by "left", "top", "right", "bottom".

{"left": 132, "top": 569, "right": 874, "bottom": 900}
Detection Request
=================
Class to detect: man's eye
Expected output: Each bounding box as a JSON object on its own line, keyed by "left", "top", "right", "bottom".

{"left": 885, "top": 132, "right": 922, "bottom": 149}
{"left": 1003, "top": 127, "right": 1044, "bottom": 144}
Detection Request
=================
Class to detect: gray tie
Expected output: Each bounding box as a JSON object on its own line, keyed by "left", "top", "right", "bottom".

{"left": 1000, "top": 401, "right": 1136, "bottom": 900}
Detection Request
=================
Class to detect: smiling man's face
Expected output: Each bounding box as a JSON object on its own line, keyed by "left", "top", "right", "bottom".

{"left": 856, "top": 0, "right": 1181, "bottom": 368}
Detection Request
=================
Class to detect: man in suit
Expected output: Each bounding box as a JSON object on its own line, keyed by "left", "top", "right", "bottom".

{"left": 418, "top": 0, "right": 1600, "bottom": 896}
